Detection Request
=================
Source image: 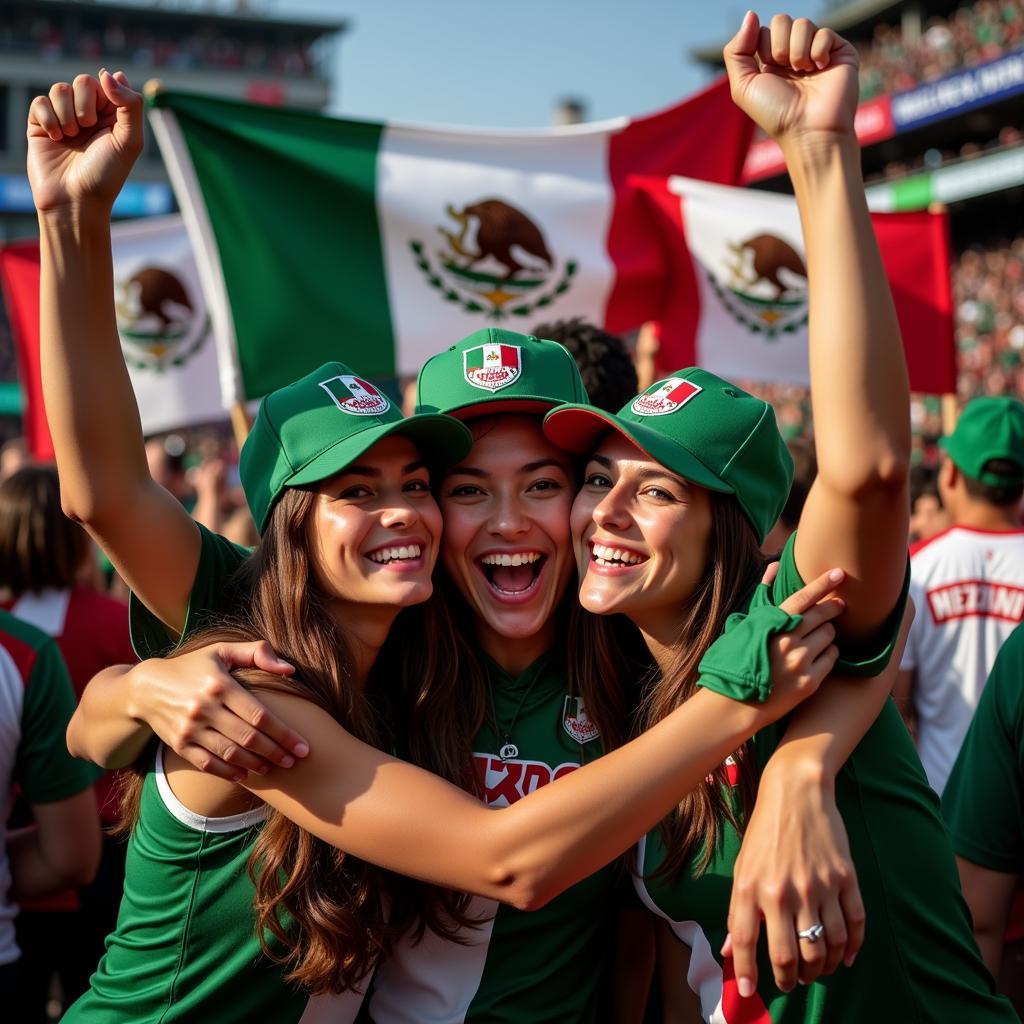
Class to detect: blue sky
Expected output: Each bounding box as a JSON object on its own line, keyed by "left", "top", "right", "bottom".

{"left": 269, "top": 1, "right": 825, "bottom": 127}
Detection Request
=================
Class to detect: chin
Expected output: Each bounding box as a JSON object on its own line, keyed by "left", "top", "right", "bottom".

{"left": 578, "top": 582, "right": 627, "bottom": 617}
{"left": 386, "top": 580, "right": 435, "bottom": 607}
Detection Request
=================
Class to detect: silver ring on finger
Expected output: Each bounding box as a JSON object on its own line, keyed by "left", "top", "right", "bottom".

{"left": 797, "top": 923, "right": 825, "bottom": 943}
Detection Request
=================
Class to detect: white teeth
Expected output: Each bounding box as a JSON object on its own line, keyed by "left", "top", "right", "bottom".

{"left": 368, "top": 544, "right": 422, "bottom": 564}
{"left": 479, "top": 552, "right": 542, "bottom": 566}
{"left": 592, "top": 543, "right": 646, "bottom": 565}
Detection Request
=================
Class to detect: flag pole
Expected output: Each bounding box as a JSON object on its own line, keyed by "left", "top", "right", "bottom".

{"left": 229, "top": 401, "right": 251, "bottom": 450}
{"left": 927, "top": 201, "right": 958, "bottom": 436}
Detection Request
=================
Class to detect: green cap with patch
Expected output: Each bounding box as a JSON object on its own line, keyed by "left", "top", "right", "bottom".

{"left": 415, "top": 327, "right": 588, "bottom": 420}
{"left": 240, "top": 361, "right": 472, "bottom": 534}
{"left": 939, "top": 395, "right": 1024, "bottom": 487}
{"left": 543, "top": 368, "right": 793, "bottom": 543}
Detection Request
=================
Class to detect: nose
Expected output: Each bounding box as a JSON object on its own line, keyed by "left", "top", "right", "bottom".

{"left": 592, "top": 483, "right": 632, "bottom": 532}
{"left": 487, "top": 490, "right": 529, "bottom": 539}
{"left": 379, "top": 497, "right": 420, "bottom": 531}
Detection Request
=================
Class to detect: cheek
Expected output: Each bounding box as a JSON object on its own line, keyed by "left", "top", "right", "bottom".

{"left": 420, "top": 497, "right": 443, "bottom": 547}
{"left": 439, "top": 503, "right": 477, "bottom": 572}
{"left": 569, "top": 493, "right": 596, "bottom": 546}
{"left": 540, "top": 496, "right": 573, "bottom": 559}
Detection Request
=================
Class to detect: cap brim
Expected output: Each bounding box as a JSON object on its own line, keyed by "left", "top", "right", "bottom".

{"left": 424, "top": 396, "right": 562, "bottom": 421}
{"left": 287, "top": 414, "right": 472, "bottom": 488}
{"left": 543, "top": 404, "right": 733, "bottom": 496}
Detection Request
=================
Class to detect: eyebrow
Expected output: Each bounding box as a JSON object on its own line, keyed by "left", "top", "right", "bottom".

{"left": 341, "top": 461, "right": 427, "bottom": 478}
{"left": 446, "top": 458, "right": 569, "bottom": 478}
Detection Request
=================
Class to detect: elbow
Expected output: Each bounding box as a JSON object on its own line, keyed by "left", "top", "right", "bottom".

{"left": 487, "top": 863, "right": 556, "bottom": 912}
{"left": 823, "top": 449, "right": 910, "bottom": 501}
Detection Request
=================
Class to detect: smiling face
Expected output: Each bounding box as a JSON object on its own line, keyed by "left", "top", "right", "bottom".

{"left": 570, "top": 433, "right": 713, "bottom": 629}
{"left": 306, "top": 434, "right": 442, "bottom": 617}
{"left": 439, "top": 416, "right": 575, "bottom": 655}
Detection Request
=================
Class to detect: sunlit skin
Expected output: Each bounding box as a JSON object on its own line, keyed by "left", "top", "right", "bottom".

{"left": 570, "top": 433, "right": 714, "bottom": 656}
{"left": 307, "top": 435, "right": 442, "bottom": 671}
{"left": 439, "top": 416, "right": 576, "bottom": 676}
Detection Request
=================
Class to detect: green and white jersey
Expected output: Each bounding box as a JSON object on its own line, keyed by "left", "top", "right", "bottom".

{"left": 131, "top": 528, "right": 616, "bottom": 1021}
{"left": 360, "top": 648, "right": 614, "bottom": 1024}
{"left": 943, "top": 621, "right": 1024, "bottom": 874}
{"left": 63, "top": 746, "right": 357, "bottom": 1023}
{"left": 0, "top": 608, "right": 97, "bottom": 966}
{"left": 636, "top": 535, "right": 1016, "bottom": 1023}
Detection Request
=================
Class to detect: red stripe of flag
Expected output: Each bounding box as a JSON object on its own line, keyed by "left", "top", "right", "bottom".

{"left": 603, "top": 78, "right": 753, "bottom": 334}
{"left": 499, "top": 344, "right": 518, "bottom": 368}
{"left": 721, "top": 956, "right": 773, "bottom": 1023}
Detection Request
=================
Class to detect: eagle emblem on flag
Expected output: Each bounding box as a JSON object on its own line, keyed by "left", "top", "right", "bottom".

{"left": 319, "top": 375, "right": 391, "bottom": 416}
{"left": 463, "top": 343, "right": 522, "bottom": 391}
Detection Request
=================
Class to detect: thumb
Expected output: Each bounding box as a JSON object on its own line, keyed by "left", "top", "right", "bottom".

{"left": 722, "top": 11, "right": 761, "bottom": 94}
{"left": 99, "top": 68, "right": 143, "bottom": 150}
{"left": 215, "top": 641, "right": 294, "bottom": 675}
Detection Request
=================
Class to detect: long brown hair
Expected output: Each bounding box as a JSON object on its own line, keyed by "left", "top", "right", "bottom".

{"left": 574, "top": 490, "right": 766, "bottom": 878}
{"left": 117, "top": 486, "right": 479, "bottom": 994}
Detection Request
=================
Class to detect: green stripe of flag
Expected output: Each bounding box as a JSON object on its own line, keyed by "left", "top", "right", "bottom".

{"left": 149, "top": 91, "right": 396, "bottom": 399}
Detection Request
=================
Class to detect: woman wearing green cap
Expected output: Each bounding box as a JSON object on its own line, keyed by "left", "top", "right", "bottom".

{"left": 31, "top": 69, "right": 843, "bottom": 1023}
{"left": 541, "top": 13, "right": 1017, "bottom": 1021}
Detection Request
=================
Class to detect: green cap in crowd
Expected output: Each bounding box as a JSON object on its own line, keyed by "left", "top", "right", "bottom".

{"left": 543, "top": 368, "right": 793, "bottom": 543}
{"left": 240, "top": 361, "right": 472, "bottom": 533}
{"left": 939, "top": 395, "right": 1024, "bottom": 486}
{"left": 415, "top": 327, "right": 588, "bottom": 419}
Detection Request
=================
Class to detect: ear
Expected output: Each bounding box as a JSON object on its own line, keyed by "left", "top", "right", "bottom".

{"left": 938, "top": 457, "right": 959, "bottom": 493}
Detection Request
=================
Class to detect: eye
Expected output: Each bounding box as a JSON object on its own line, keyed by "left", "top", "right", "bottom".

{"left": 404, "top": 477, "right": 431, "bottom": 493}
{"left": 526, "top": 478, "right": 562, "bottom": 494}
{"left": 446, "top": 483, "right": 485, "bottom": 498}
{"left": 337, "top": 484, "right": 373, "bottom": 500}
{"left": 583, "top": 472, "right": 612, "bottom": 489}
{"left": 640, "top": 485, "right": 678, "bottom": 504}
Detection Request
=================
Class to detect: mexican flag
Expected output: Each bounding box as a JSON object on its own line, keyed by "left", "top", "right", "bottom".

{"left": 639, "top": 176, "right": 956, "bottom": 395}
{"left": 0, "top": 215, "right": 224, "bottom": 459}
{"left": 146, "top": 80, "right": 752, "bottom": 405}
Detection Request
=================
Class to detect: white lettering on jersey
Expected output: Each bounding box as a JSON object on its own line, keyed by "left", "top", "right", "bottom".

{"left": 926, "top": 580, "right": 1024, "bottom": 624}
{"left": 473, "top": 753, "right": 579, "bottom": 807}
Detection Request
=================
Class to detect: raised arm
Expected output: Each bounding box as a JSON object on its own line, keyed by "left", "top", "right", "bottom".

{"left": 725, "top": 13, "right": 909, "bottom": 638}
{"left": 28, "top": 71, "right": 200, "bottom": 633}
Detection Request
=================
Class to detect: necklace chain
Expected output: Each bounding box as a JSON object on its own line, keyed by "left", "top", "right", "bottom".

{"left": 486, "top": 664, "right": 544, "bottom": 762}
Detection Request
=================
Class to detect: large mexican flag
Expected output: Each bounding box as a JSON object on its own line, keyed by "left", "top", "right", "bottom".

{"left": 147, "top": 81, "right": 751, "bottom": 405}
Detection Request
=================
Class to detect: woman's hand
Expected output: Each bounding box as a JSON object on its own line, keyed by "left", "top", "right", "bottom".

{"left": 724, "top": 760, "right": 860, "bottom": 998}
{"left": 723, "top": 11, "right": 859, "bottom": 145}
{"left": 27, "top": 70, "right": 144, "bottom": 213}
{"left": 129, "top": 642, "right": 308, "bottom": 781}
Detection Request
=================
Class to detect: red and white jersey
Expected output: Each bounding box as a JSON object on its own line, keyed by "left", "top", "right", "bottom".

{"left": 901, "top": 525, "right": 1024, "bottom": 793}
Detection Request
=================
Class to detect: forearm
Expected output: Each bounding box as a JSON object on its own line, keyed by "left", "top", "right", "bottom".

{"left": 785, "top": 136, "right": 910, "bottom": 493}
{"left": 7, "top": 816, "right": 100, "bottom": 898}
{"left": 766, "top": 670, "right": 893, "bottom": 783}
{"left": 39, "top": 205, "right": 151, "bottom": 525}
{"left": 67, "top": 663, "right": 154, "bottom": 769}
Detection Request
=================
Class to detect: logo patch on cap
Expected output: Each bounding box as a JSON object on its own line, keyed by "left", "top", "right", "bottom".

{"left": 319, "top": 375, "right": 391, "bottom": 416}
{"left": 630, "top": 377, "right": 702, "bottom": 417}
{"left": 563, "top": 696, "right": 600, "bottom": 744}
{"left": 463, "top": 344, "right": 521, "bottom": 392}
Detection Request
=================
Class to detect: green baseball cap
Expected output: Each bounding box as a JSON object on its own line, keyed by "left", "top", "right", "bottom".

{"left": 415, "top": 327, "right": 588, "bottom": 419}
{"left": 939, "top": 395, "right": 1024, "bottom": 486}
{"left": 543, "top": 368, "right": 793, "bottom": 543}
{"left": 240, "top": 362, "right": 472, "bottom": 533}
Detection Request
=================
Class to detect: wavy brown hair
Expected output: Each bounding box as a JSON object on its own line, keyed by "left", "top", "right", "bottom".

{"left": 117, "top": 486, "right": 480, "bottom": 994}
{"left": 573, "top": 490, "right": 767, "bottom": 878}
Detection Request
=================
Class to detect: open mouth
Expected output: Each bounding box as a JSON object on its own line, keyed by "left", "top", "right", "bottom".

{"left": 366, "top": 543, "right": 423, "bottom": 567}
{"left": 590, "top": 542, "right": 649, "bottom": 568}
{"left": 476, "top": 550, "right": 547, "bottom": 601}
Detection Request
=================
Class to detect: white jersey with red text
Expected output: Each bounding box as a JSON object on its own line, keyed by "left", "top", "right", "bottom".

{"left": 900, "top": 525, "right": 1024, "bottom": 793}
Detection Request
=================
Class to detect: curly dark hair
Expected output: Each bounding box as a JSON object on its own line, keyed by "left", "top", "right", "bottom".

{"left": 532, "top": 317, "right": 638, "bottom": 413}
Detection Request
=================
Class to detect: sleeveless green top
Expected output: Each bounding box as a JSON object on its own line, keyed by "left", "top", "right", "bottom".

{"left": 63, "top": 746, "right": 309, "bottom": 1023}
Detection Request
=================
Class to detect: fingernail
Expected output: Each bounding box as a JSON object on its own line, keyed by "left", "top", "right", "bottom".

{"left": 99, "top": 67, "right": 107, "bottom": 78}
{"left": 280, "top": 755, "right": 295, "bottom": 768}
{"left": 293, "top": 742, "right": 309, "bottom": 757}
{"left": 256, "top": 764, "right": 270, "bottom": 775}
{"left": 845, "top": 953, "right": 857, "bottom": 967}
{"left": 829, "top": 569, "right": 844, "bottom": 582}
{"left": 737, "top": 977, "right": 754, "bottom": 999}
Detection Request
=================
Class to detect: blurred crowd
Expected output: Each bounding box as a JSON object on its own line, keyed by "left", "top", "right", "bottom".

{"left": 858, "top": 0, "right": 1024, "bottom": 100}
{"left": 3, "top": 13, "right": 316, "bottom": 77}
{"left": 865, "top": 125, "right": 1024, "bottom": 185}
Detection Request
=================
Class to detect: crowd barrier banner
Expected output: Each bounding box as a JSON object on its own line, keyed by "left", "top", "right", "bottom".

{"left": 145, "top": 79, "right": 752, "bottom": 406}
{"left": 0, "top": 215, "right": 225, "bottom": 458}
{"left": 636, "top": 176, "right": 957, "bottom": 395}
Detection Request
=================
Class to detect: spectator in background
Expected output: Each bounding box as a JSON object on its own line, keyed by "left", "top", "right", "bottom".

{"left": 144, "top": 433, "right": 194, "bottom": 512}
{"left": 909, "top": 463, "right": 950, "bottom": 545}
{"left": 532, "top": 317, "right": 638, "bottom": 412}
{"left": 895, "top": 397, "right": 1024, "bottom": 793}
{"left": 942, "top": 621, "right": 1024, "bottom": 1015}
{"left": 0, "top": 438, "right": 31, "bottom": 483}
{"left": 0, "top": 466, "right": 135, "bottom": 1020}
{"left": 0, "top": 607, "right": 100, "bottom": 1013}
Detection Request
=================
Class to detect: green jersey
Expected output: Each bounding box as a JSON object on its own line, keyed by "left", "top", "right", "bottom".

{"left": 131, "top": 527, "right": 616, "bottom": 1021}
{"left": 636, "top": 535, "right": 1016, "bottom": 1023}
{"left": 62, "top": 746, "right": 308, "bottom": 1024}
{"left": 943, "top": 622, "right": 1024, "bottom": 874}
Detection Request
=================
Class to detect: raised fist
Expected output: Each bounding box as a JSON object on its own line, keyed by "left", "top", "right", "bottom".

{"left": 27, "top": 70, "right": 145, "bottom": 213}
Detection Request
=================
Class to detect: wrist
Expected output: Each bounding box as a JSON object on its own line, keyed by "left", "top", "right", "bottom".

{"left": 781, "top": 132, "right": 862, "bottom": 187}
{"left": 37, "top": 201, "right": 114, "bottom": 237}
{"left": 762, "top": 748, "right": 836, "bottom": 791}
